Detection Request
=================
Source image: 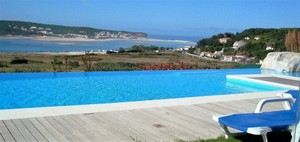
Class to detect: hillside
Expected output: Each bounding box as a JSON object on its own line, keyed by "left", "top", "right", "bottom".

{"left": 0, "top": 20, "right": 147, "bottom": 39}
{"left": 193, "top": 28, "right": 300, "bottom": 59}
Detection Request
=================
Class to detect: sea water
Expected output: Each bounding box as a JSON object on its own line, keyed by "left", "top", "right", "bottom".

{"left": 0, "top": 37, "right": 196, "bottom": 52}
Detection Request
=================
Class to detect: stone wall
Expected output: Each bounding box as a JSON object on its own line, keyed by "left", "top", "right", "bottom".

{"left": 261, "top": 52, "right": 300, "bottom": 72}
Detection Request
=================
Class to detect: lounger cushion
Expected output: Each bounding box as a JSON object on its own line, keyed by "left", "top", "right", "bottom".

{"left": 286, "top": 90, "right": 299, "bottom": 99}
{"left": 219, "top": 110, "right": 296, "bottom": 132}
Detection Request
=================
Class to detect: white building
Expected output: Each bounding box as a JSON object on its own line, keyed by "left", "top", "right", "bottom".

{"left": 218, "top": 37, "right": 231, "bottom": 44}
{"left": 30, "top": 26, "right": 37, "bottom": 29}
{"left": 222, "top": 55, "right": 235, "bottom": 62}
{"left": 214, "top": 48, "right": 224, "bottom": 56}
{"left": 183, "top": 46, "right": 191, "bottom": 51}
{"left": 232, "top": 40, "right": 245, "bottom": 50}
{"left": 266, "top": 46, "right": 274, "bottom": 51}
{"left": 201, "top": 52, "right": 218, "bottom": 58}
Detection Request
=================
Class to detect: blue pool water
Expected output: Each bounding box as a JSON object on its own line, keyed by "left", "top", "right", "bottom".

{"left": 0, "top": 68, "right": 289, "bottom": 109}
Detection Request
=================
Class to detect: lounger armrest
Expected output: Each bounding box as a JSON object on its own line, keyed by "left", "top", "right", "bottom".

{"left": 277, "top": 92, "right": 294, "bottom": 98}
{"left": 213, "top": 114, "right": 223, "bottom": 122}
{"left": 255, "top": 98, "right": 294, "bottom": 113}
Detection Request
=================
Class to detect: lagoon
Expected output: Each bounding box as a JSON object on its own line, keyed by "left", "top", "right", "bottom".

{"left": 0, "top": 37, "right": 196, "bottom": 52}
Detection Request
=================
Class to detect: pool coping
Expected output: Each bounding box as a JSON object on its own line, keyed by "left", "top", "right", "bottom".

{"left": 0, "top": 90, "right": 288, "bottom": 120}
{"left": 227, "top": 74, "right": 299, "bottom": 89}
{"left": 0, "top": 74, "right": 297, "bottom": 120}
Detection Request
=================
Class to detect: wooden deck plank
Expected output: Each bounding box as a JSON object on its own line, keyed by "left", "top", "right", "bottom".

{"left": 20, "top": 119, "right": 48, "bottom": 142}
{"left": 112, "top": 109, "right": 183, "bottom": 141}
{"left": 251, "top": 77, "right": 300, "bottom": 87}
{"left": 35, "top": 117, "right": 69, "bottom": 142}
{"left": 129, "top": 110, "right": 189, "bottom": 141}
{"left": 126, "top": 109, "right": 186, "bottom": 140}
{"left": 68, "top": 114, "right": 111, "bottom": 140}
{"left": 28, "top": 118, "right": 57, "bottom": 142}
{"left": 11, "top": 119, "right": 37, "bottom": 142}
{"left": 0, "top": 133, "right": 5, "bottom": 142}
{"left": 54, "top": 116, "right": 91, "bottom": 141}
{"left": 165, "top": 106, "right": 220, "bottom": 134}
{"left": 161, "top": 106, "right": 219, "bottom": 138}
{"left": 135, "top": 108, "right": 201, "bottom": 140}
{"left": 2, "top": 120, "right": 25, "bottom": 141}
{"left": 75, "top": 114, "right": 126, "bottom": 140}
{"left": 44, "top": 117, "right": 80, "bottom": 141}
{"left": 0, "top": 121, "right": 15, "bottom": 142}
{"left": 93, "top": 110, "right": 166, "bottom": 141}
{"left": 87, "top": 112, "right": 135, "bottom": 141}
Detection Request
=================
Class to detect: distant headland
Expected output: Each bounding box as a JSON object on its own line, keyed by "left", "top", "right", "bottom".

{"left": 0, "top": 20, "right": 148, "bottom": 40}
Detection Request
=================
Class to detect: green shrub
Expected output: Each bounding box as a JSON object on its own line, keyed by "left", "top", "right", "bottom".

{"left": 68, "top": 61, "right": 80, "bottom": 67}
{"left": 10, "top": 57, "right": 28, "bottom": 64}
{"left": 0, "top": 61, "right": 7, "bottom": 67}
{"left": 13, "top": 65, "right": 43, "bottom": 72}
{"left": 28, "top": 60, "right": 44, "bottom": 64}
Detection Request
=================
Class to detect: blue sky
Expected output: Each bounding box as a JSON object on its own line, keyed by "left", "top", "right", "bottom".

{"left": 0, "top": 0, "right": 299, "bottom": 37}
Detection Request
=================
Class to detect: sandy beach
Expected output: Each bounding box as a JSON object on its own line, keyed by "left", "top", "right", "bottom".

{"left": 34, "top": 36, "right": 195, "bottom": 44}
{"left": 1, "top": 36, "right": 196, "bottom": 44}
{"left": 33, "top": 51, "right": 107, "bottom": 55}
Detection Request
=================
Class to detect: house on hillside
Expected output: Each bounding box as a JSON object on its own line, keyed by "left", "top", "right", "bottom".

{"left": 218, "top": 37, "right": 231, "bottom": 44}
{"left": 221, "top": 55, "right": 235, "bottom": 62}
{"left": 201, "top": 52, "right": 216, "bottom": 58}
{"left": 254, "top": 36, "right": 260, "bottom": 40}
{"left": 234, "top": 55, "right": 246, "bottom": 62}
{"left": 246, "top": 57, "right": 256, "bottom": 62}
{"left": 183, "top": 46, "right": 192, "bottom": 51}
{"left": 214, "top": 48, "right": 224, "bottom": 56}
{"left": 232, "top": 40, "right": 245, "bottom": 50}
{"left": 266, "top": 46, "right": 274, "bottom": 51}
{"left": 244, "top": 37, "right": 250, "bottom": 40}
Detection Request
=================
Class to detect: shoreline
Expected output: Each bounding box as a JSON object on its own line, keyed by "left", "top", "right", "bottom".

{"left": 0, "top": 36, "right": 196, "bottom": 44}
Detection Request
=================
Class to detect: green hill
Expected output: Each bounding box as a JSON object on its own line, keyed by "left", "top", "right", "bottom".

{"left": 193, "top": 28, "right": 300, "bottom": 59}
{"left": 0, "top": 20, "right": 147, "bottom": 39}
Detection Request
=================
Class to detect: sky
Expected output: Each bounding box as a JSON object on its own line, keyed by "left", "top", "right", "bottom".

{"left": 0, "top": 0, "right": 299, "bottom": 38}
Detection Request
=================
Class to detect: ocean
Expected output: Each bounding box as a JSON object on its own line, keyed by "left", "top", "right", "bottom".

{"left": 0, "top": 35, "right": 198, "bottom": 52}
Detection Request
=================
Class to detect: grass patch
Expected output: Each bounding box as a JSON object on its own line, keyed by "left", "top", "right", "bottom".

{"left": 0, "top": 52, "right": 242, "bottom": 73}
{"left": 234, "top": 63, "right": 261, "bottom": 68}
{"left": 0, "top": 61, "right": 8, "bottom": 67}
{"left": 178, "top": 132, "right": 291, "bottom": 142}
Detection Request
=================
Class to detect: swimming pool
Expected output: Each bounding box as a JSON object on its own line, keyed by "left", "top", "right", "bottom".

{"left": 0, "top": 68, "right": 288, "bottom": 109}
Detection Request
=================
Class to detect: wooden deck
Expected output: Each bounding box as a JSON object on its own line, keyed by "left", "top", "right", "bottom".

{"left": 250, "top": 76, "right": 300, "bottom": 87}
{"left": 0, "top": 98, "right": 285, "bottom": 142}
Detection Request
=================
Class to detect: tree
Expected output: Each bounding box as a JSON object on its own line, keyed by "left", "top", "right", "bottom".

{"left": 224, "top": 32, "right": 235, "bottom": 38}
{"left": 118, "top": 48, "right": 126, "bottom": 53}
{"left": 285, "top": 30, "right": 300, "bottom": 53}
{"left": 81, "top": 51, "right": 100, "bottom": 71}
{"left": 51, "top": 57, "right": 63, "bottom": 72}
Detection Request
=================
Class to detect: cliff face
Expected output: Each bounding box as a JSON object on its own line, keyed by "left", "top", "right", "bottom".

{"left": 261, "top": 52, "right": 300, "bottom": 72}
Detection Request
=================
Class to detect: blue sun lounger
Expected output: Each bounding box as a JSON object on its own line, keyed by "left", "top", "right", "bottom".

{"left": 213, "top": 89, "right": 300, "bottom": 142}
